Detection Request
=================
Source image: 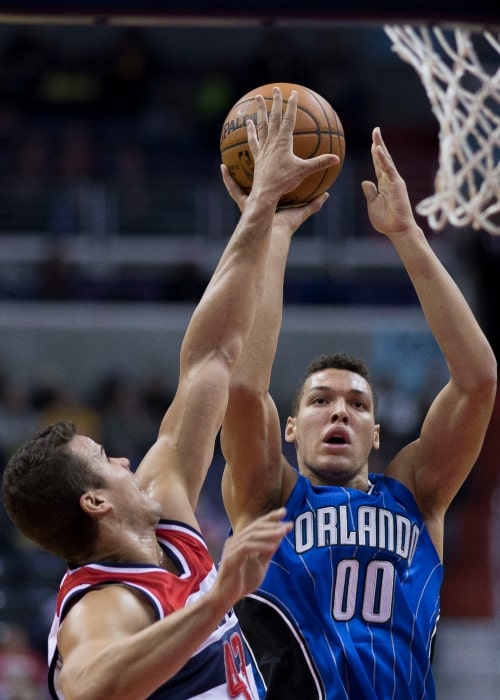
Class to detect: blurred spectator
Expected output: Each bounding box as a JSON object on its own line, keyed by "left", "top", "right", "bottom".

{"left": 96, "top": 28, "right": 163, "bottom": 117}
{"left": 34, "top": 384, "right": 102, "bottom": 443}
{"left": 372, "top": 371, "right": 423, "bottom": 469}
{"left": 114, "top": 142, "right": 152, "bottom": 234}
{"left": 0, "top": 384, "right": 38, "bottom": 461}
{"left": 49, "top": 123, "right": 99, "bottom": 238}
{"left": 37, "top": 244, "right": 76, "bottom": 300}
{"left": 55, "top": 123, "right": 97, "bottom": 182}
{"left": 165, "top": 262, "right": 208, "bottom": 302}
{"left": 195, "top": 71, "right": 236, "bottom": 153}
{"left": 141, "top": 372, "right": 175, "bottom": 425}
{"left": 92, "top": 374, "right": 156, "bottom": 469}
{"left": 0, "top": 32, "right": 53, "bottom": 112}
{"left": 1, "top": 133, "right": 52, "bottom": 233}
{"left": 37, "top": 50, "right": 101, "bottom": 118}
{"left": 241, "top": 28, "right": 307, "bottom": 93}
{"left": 0, "top": 622, "right": 50, "bottom": 700}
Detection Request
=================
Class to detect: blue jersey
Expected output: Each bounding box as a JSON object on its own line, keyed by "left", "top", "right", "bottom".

{"left": 235, "top": 473, "right": 442, "bottom": 700}
{"left": 48, "top": 520, "right": 261, "bottom": 700}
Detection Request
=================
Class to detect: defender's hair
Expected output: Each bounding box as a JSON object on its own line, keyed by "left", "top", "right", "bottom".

{"left": 2, "top": 421, "right": 105, "bottom": 562}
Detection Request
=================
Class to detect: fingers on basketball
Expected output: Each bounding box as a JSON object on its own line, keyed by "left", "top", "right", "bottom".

{"left": 220, "top": 82, "right": 346, "bottom": 208}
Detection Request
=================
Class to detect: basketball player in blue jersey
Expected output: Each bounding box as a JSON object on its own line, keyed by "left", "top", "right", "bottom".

{"left": 2, "top": 88, "right": 339, "bottom": 700}
{"left": 219, "top": 126, "right": 497, "bottom": 699}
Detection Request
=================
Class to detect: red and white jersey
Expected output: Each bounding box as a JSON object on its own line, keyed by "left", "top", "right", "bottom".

{"left": 48, "top": 519, "right": 260, "bottom": 699}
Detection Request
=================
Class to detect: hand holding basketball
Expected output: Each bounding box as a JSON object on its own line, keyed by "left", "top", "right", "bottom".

{"left": 220, "top": 83, "right": 345, "bottom": 207}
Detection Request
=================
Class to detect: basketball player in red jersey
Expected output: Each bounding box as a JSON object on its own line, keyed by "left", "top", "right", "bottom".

{"left": 2, "top": 88, "right": 339, "bottom": 700}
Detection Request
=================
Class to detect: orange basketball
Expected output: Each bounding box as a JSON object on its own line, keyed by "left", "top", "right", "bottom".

{"left": 220, "top": 82, "right": 345, "bottom": 207}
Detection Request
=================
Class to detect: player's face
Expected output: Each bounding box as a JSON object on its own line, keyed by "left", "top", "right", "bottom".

{"left": 69, "top": 435, "right": 162, "bottom": 525}
{"left": 285, "top": 368, "right": 379, "bottom": 489}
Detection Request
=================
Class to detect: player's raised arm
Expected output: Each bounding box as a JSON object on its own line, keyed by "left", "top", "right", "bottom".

{"left": 363, "top": 127, "right": 496, "bottom": 548}
{"left": 135, "top": 88, "right": 338, "bottom": 521}
{"left": 220, "top": 179, "right": 331, "bottom": 527}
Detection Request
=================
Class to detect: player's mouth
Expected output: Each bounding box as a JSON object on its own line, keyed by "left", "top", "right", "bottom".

{"left": 323, "top": 428, "right": 350, "bottom": 446}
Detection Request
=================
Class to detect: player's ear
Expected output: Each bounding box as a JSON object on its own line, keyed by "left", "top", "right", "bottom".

{"left": 80, "top": 490, "right": 111, "bottom": 517}
{"left": 372, "top": 424, "right": 380, "bottom": 450}
{"left": 284, "top": 416, "right": 297, "bottom": 444}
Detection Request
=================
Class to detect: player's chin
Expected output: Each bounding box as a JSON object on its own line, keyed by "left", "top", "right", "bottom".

{"left": 306, "top": 458, "right": 352, "bottom": 483}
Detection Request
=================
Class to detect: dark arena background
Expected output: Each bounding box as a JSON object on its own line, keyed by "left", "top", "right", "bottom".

{"left": 0, "top": 2, "right": 498, "bottom": 698}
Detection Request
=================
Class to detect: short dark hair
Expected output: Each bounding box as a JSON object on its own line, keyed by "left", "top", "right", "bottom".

{"left": 290, "top": 353, "right": 375, "bottom": 416}
{"left": 2, "top": 421, "right": 106, "bottom": 562}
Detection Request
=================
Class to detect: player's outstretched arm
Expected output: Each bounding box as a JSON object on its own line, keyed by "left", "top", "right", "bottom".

{"left": 136, "top": 89, "right": 338, "bottom": 523}
{"left": 220, "top": 163, "right": 333, "bottom": 528}
{"left": 363, "top": 127, "right": 496, "bottom": 547}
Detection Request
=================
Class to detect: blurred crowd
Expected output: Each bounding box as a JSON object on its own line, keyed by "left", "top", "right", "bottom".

{"left": 0, "top": 25, "right": 371, "bottom": 208}
{"left": 0, "top": 622, "right": 49, "bottom": 700}
{"left": 0, "top": 24, "right": 468, "bottom": 311}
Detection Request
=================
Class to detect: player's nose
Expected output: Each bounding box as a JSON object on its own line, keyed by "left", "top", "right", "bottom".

{"left": 111, "top": 456, "right": 131, "bottom": 470}
{"left": 330, "top": 402, "right": 348, "bottom": 422}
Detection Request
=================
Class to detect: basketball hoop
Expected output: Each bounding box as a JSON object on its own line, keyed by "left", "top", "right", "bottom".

{"left": 384, "top": 24, "right": 500, "bottom": 235}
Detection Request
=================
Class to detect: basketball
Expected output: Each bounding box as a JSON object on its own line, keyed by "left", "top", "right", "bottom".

{"left": 220, "top": 82, "right": 345, "bottom": 207}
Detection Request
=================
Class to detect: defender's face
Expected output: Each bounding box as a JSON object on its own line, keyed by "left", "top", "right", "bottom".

{"left": 69, "top": 435, "right": 162, "bottom": 525}
{"left": 285, "top": 368, "right": 379, "bottom": 489}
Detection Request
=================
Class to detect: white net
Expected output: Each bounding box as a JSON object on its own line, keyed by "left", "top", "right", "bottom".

{"left": 384, "top": 24, "right": 500, "bottom": 235}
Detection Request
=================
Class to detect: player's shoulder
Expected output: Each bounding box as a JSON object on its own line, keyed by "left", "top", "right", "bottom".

{"left": 64, "top": 581, "right": 155, "bottom": 640}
